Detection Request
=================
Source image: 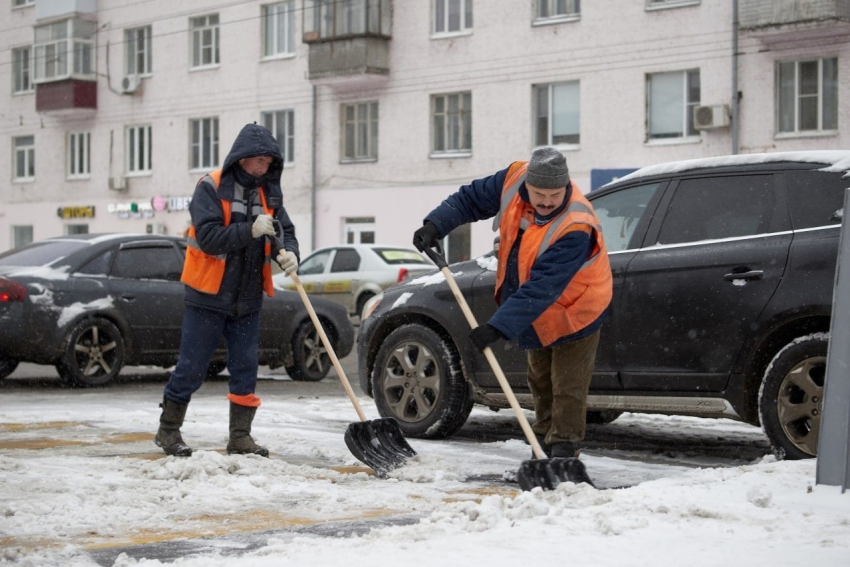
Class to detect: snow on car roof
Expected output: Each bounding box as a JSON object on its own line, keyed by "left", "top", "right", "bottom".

{"left": 609, "top": 151, "right": 850, "bottom": 186}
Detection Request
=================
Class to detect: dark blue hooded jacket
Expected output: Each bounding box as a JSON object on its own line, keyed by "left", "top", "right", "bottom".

{"left": 184, "top": 123, "right": 299, "bottom": 317}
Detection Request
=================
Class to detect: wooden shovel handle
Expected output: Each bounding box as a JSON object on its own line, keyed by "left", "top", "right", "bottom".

{"left": 289, "top": 271, "right": 367, "bottom": 422}
{"left": 439, "top": 266, "right": 548, "bottom": 460}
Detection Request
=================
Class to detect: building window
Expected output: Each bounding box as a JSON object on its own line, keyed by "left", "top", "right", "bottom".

{"left": 65, "top": 224, "right": 89, "bottom": 235}
{"left": 12, "top": 226, "right": 34, "bottom": 248}
{"left": 33, "top": 18, "right": 96, "bottom": 82}
{"left": 432, "top": 92, "right": 472, "bottom": 155}
{"left": 67, "top": 132, "right": 91, "bottom": 179}
{"left": 191, "top": 14, "right": 220, "bottom": 69}
{"left": 303, "top": 0, "right": 391, "bottom": 41}
{"left": 13, "top": 135, "right": 35, "bottom": 181}
{"left": 127, "top": 125, "right": 152, "bottom": 174}
{"left": 125, "top": 26, "right": 152, "bottom": 76}
{"left": 536, "top": 0, "right": 580, "bottom": 22}
{"left": 647, "top": 69, "right": 700, "bottom": 140}
{"left": 261, "top": 109, "right": 295, "bottom": 164}
{"left": 13, "top": 0, "right": 35, "bottom": 7}
{"left": 534, "top": 81, "right": 580, "bottom": 146}
{"left": 433, "top": 0, "right": 473, "bottom": 35}
{"left": 777, "top": 57, "right": 838, "bottom": 135}
{"left": 190, "top": 117, "right": 219, "bottom": 170}
{"left": 341, "top": 102, "right": 378, "bottom": 161}
{"left": 12, "top": 47, "right": 33, "bottom": 94}
{"left": 646, "top": 0, "right": 700, "bottom": 9}
{"left": 263, "top": 2, "right": 295, "bottom": 57}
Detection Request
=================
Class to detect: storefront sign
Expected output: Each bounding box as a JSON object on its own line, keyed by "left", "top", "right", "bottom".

{"left": 107, "top": 196, "right": 192, "bottom": 220}
{"left": 57, "top": 206, "right": 96, "bottom": 219}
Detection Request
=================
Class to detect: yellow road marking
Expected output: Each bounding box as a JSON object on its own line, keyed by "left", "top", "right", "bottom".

{"left": 0, "top": 431, "right": 154, "bottom": 451}
{"left": 0, "top": 421, "right": 91, "bottom": 432}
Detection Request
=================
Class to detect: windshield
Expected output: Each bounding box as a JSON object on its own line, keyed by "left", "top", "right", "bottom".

{"left": 372, "top": 248, "right": 431, "bottom": 265}
{"left": 0, "top": 241, "right": 88, "bottom": 267}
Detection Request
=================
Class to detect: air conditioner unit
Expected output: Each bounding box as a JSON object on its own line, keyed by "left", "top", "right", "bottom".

{"left": 120, "top": 75, "right": 142, "bottom": 94}
{"left": 693, "top": 104, "right": 730, "bottom": 129}
{"left": 108, "top": 176, "right": 127, "bottom": 191}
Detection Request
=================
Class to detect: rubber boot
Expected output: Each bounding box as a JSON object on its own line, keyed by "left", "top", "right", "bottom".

{"left": 550, "top": 442, "right": 580, "bottom": 459}
{"left": 226, "top": 402, "right": 269, "bottom": 457}
{"left": 531, "top": 433, "right": 553, "bottom": 460}
{"left": 154, "top": 398, "right": 193, "bottom": 457}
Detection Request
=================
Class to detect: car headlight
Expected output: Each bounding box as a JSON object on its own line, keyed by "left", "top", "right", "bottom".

{"left": 361, "top": 292, "right": 383, "bottom": 320}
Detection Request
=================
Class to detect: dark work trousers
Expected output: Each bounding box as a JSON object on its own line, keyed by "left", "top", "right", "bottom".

{"left": 526, "top": 329, "right": 601, "bottom": 445}
{"left": 163, "top": 305, "right": 261, "bottom": 404}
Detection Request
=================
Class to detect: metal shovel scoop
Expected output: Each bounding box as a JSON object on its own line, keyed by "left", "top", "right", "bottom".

{"left": 271, "top": 222, "right": 416, "bottom": 476}
{"left": 421, "top": 244, "right": 595, "bottom": 491}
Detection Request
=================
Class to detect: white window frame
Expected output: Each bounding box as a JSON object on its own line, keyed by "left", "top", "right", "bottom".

{"left": 12, "top": 46, "right": 34, "bottom": 94}
{"left": 126, "top": 124, "right": 152, "bottom": 175}
{"left": 13, "top": 135, "right": 35, "bottom": 182}
{"left": 190, "top": 14, "right": 220, "bottom": 70}
{"left": 340, "top": 102, "right": 378, "bottom": 162}
{"left": 432, "top": 0, "right": 473, "bottom": 37}
{"left": 646, "top": 69, "right": 700, "bottom": 142}
{"left": 431, "top": 91, "right": 472, "bottom": 157}
{"left": 534, "top": 0, "right": 580, "bottom": 25}
{"left": 190, "top": 117, "right": 220, "bottom": 171}
{"left": 13, "top": 0, "right": 35, "bottom": 8}
{"left": 33, "top": 18, "right": 96, "bottom": 83}
{"left": 645, "top": 0, "right": 700, "bottom": 10}
{"left": 125, "top": 26, "right": 152, "bottom": 77}
{"left": 534, "top": 81, "right": 580, "bottom": 148}
{"left": 261, "top": 109, "right": 295, "bottom": 164}
{"left": 12, "top": 225, "right": 34, "bottom": 249}
{"left": 67, "top": 131, "right": 91, "bottom": 179}
{"left": 263, "top": 2, "right": 296, "bottom": 59}
{"left": 776, "top": 57, "right": 839, "bottom": 137}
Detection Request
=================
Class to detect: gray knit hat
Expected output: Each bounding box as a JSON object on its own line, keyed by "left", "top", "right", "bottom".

{"left": 526, "top": 146, "right": 569, "bottom": 189}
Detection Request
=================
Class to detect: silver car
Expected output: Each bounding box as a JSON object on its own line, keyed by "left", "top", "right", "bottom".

{"left": 273, "top": 244, "right": 434, "bottom": 317}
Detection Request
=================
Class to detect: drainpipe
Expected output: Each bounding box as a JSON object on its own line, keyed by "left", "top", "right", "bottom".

{"left": 311, "top": 84, "right": 318, "bottom": 250}
{"left": 731, "top": 0, "right": 740, "bottom": 155}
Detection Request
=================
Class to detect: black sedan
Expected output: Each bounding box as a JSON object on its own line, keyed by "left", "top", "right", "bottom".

{"left": 0, "top": 234, "right": 354, "bottom": 386}
{"left": 358, "top": 152, "right": 848, "bottom": 460}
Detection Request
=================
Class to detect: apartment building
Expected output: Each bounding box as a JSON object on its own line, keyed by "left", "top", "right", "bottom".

{"left": 2, "top": 0, "right": 848, "bottom": 259}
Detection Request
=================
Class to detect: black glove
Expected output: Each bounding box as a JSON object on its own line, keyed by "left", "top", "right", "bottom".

{"left": 412, "top": 222, "right": 441, "bottom": 252}
{"left": 469, "top": 324, "right": 504, "bottom": 353}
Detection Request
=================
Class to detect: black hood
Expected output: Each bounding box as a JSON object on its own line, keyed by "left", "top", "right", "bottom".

{"left": 219, "top": 123, "right": 284, "bottom": 200}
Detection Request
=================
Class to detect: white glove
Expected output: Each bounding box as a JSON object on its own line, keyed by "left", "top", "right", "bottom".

{"left": 277, "top": 250, "right": 298, "bottom": 274}
{"left": 251, "top": 214, "right": 275, "bottom": 238}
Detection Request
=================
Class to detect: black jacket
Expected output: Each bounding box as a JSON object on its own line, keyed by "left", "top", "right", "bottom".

{"left": 184, "top": 123, "right": 299, "bottom": 316}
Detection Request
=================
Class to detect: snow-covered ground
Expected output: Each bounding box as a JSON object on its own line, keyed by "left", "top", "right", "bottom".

{"left": 1, "top": 384, "right": 848, "bottom": 567}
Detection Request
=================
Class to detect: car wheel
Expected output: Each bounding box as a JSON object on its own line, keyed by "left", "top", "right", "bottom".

{"left": 207, "top": 361, "right": 227, "bottom": 379}
{"left": 287, "top": 321, "right": 332, "bottom": 382}
{"left": 371, "top": 324, "right": 473, "bottom": 439}
{"left": 758, "top": 333, "right": 828, "bottom": 460}
{"left": 56, "top": 318, "right": 125, "bottom": 387}
{"left": 586, "top": 410, "right": 622, "bottom": 425}
{"left": 0, "top": 360, "right": 18, "bottom": 381}
{"left": 356, "top": 292, "right": 376, "bottom": 319}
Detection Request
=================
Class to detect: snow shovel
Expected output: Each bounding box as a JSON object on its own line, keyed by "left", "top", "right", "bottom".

{"left": 421, "top": 244, "right": 595, "bottom": 491}
{"left": 271, "top": 222, "right": 416, "bottom": 476}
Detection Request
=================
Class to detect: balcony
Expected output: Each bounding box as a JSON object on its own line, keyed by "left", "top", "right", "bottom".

{"left": 739, "top": 0, "right": 850, "bottom": 43}
{"left": 303, "top": 0, "right": 391, "bottom": 86}
{"left": 33, "top": 14, "right": 97, "bottom": 115}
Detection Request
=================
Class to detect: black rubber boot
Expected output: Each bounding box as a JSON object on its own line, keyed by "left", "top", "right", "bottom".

{"left": 154, "top": 398, "right": 193, "bottom": 457}
{"left": 226, "top": 402, "right": 269, "bottom": 457}
{"left": 531, "top": 433, "right": 553, "bottom": 459}
{"left": 550, "top": 442, "right": 580, "bottom": 459}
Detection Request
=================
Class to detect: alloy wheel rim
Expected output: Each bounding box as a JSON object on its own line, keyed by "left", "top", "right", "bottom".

{"left": 776, "top": 355, "right": 826, "bottom": 456}
{"left": 302, "top": 328, "right": 328, "bottom": 375}
{"left": 380, "top": 341, "right": 441, "bottom": 423}
{"left": 73, "top": 325, "right": 119, "bottom": 378}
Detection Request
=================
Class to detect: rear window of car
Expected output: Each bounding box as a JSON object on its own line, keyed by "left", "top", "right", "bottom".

{"left": 784, "top": 170, "right": 846, "bottom": 229}
{"left": 372, "top": 248, "right": 430, "bottom": 265}
{"left": 0, "top": 241, "right": 88, "bottom": 267}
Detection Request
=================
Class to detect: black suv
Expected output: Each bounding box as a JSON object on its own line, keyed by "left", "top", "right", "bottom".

{"left": 357, "top": 152, "right": 849, "bottom": 460}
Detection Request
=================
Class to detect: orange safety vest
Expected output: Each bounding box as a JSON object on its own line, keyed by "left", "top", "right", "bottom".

{"left": 494, "top": 161, "right": 613, "bottom": 347}
{"left": 180, "top": 169, "right": 276, "bottom": 297}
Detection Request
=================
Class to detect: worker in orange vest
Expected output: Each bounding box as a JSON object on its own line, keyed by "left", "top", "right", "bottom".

{"left": 155, "top": 123, "right": 300, "bottom": 458}
{"left": 414, "top": 147, "right": 613, "bottom": 459}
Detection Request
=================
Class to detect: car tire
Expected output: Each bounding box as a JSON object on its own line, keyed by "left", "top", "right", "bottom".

{"left": 55, "top": 318, "right": 126, "bottom": 387}
{"left": 287, "top": 321, "right": 332, "bottom": 382}
{"left": 206, "top": 361, "right": 227, "bottom": 379}
{"left": 356, "top": 292, "right": 375, "bottom": 319}
{"left": 758, "top": 333, "right": 828, "bottom": 460}
{"left": 0, "top": 360, "right": 18, "bottom": 381}
{"left": 371, "top": 324, "right": 473, "bottom": 439}
{"left": 586, "top": 409, "right": 622, "bottom": 425}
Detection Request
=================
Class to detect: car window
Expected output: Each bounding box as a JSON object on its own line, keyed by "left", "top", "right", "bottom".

{"left": 76, "top": 250, "right": 115, "bottom": 276}
{"left": 299, "top": 250, "right": 331, "bottom": 275}
{"left": 331, "top": 249, "right": 361, "bottom": 272}
{"left": 0, "top": 241, "right": 88, "bottom": 267}
{"left": 591, "top": 183, "right": 659, "bottom": 252}
{"left": 110, "top": 246, "right": 183, "bottom": 281}
{"left": 784, "top": 171, "right": 846, "bottom": 229}
{"left": 657, "top": 175, "right": 775, "bottom": 245}
{"left": 372, "top": 248, "right": 431, "bottom": 265}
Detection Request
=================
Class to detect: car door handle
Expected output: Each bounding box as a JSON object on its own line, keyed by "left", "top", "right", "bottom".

{"left": 724, "top": 270, "right": 763, "bottom": 281}
{"left": 121, "top": 295, "right": 137, "bottom": 302}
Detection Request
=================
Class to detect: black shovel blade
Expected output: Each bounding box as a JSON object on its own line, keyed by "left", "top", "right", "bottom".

{"left": 343, "top": 417, "right": 417, "bottom": 476}
{"left": 516, "top": 457, "right": 595, "bottom": 491}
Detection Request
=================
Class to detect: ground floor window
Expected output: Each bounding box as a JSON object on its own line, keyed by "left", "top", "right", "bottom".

{"left": 446, "top": 223, "right": 471, "bottom": 263}
{"left": 344, "top": 216, "right": 375, "bottom": 244}
{"left": 12, "top": 225, "right": 33, "bottom": 248}
{"left": 65, "top": 224, "right": 89, "bottom": 235}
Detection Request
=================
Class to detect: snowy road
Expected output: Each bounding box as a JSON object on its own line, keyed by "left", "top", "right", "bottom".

{"left": 1, "top": 363, "right": 847, "bottom": 567}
